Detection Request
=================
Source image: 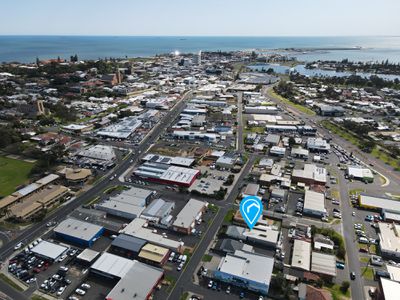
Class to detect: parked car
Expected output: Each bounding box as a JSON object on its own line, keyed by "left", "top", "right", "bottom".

{"left": 75, "top": 288, "right": 86, "bottom": 296}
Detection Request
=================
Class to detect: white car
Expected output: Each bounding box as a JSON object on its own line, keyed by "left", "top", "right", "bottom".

{"left": 81, "top": 283, "right": 91, "bottom": 290}
{"left": 14, "top": 242, "right": 23, "bottom": 250}
{"left": 56, "top": 286, "right": 66, "bottom": 296}
{"left": 75, "top": 288, "right": 86, "bottom": 296}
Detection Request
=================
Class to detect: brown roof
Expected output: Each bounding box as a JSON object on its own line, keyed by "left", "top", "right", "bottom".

{"left": 306, "top": 285, "right": 333, "bottom": 300}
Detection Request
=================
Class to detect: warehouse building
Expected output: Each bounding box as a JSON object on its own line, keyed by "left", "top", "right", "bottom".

{"left": 54, "top": 218, "right": 104, "bottom": 247}
{"left": 291, "top": 240, "right": 311, "bottom": 271}
{"left": 134, "top": 162, "right": 200, "bottom": 187}
{"left": 242, "top": 183, "right": 260, "bottom": 198}
{"left": 142, "top": 154, "right": 195, "bottom": 168}
{"left": 141, "top": 198, "right": 175, "bottom": 224}
{"left": 378, "top": 223, "right": 400, "bottom": 260}
{"left": 91, "top": 252, "right": 135, "bottom": 280}
{"left": 78, "top": 144, "right": 116, "bottom": 161}
{"left": 264, "top": 134, "right": 280, "bottom": 146}
{"left": 303, "top": 190, "right": 326, "bottom": 217}
{"left": 213, "top": 250, "right": 274, "bottom": 295}
{"left": 359, "top": 194, "right": 400, "bottom": 222}
{"left": 97, "top": 200, "right": 145, "bottom": 220}
{"left": 214, "top": 239, "right": 254, "bottom": 255}
{"left": 172, "top": 199, "right": 207, "bottom": 234}
{"left": 121, "top": 218, "right": 183, "bottom": 253}
{"left": 376, "top": 277, "right": 400, "bottom": 300}
{"left": 76, "top": 248, "right": 100, "bottom": 266}
{"left": 138, "top": 243, "right": 170, "bottom": 266}
{"left": 311, "top": 252, "right": 336, "bottom": 278}
{"left": 96, "top": 116, "right": 142, "bottom": 139}
{"left": 346, "top": 166, "right": 374, "bottom": 183}
{"left": 269, "top": 146, "right": 286, "bottom": 157}
{"left": 31, "top": 240, "right": 69, "bottom": 262}
{"left": 173, "top": 130, "right": 219, "bottom": 142}
{"left": 291, "top": 147, "right": 309, "bottom": 160}
{"left": 244, "top": 106, "right": 279, "bottom": 115}
{"left": 106, "top": 260, "right": 164, "bottom": 300}
{"left": 306, "top": 137, "right": 331, "bottom": 152}
{"left": 292, "top": 164, "right": 327, "bottom": 186}
{"left": 110, "top": 234, "right": 147, "bottom": 259}
{"left": 216, "top": 155, "right": 237, "bottom": 169}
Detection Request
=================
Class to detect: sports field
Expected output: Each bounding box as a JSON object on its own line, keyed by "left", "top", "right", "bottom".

{"left": 0, "top": 156, "right": 34, "bottom": 197}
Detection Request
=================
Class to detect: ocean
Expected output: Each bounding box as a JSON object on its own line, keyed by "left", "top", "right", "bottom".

{"left": 0, "top": 36, "right": 400, "bottom": 63}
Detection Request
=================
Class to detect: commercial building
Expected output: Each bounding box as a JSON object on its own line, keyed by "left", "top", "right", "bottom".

{"left": 62, "top": 124, "right": 93, "bottom": 134}
{"left": 291, "top": 147, "right": 309, "bottom": 159}
{"left": 216, "top": 155, "right": 237, "bottom": 169}
{"left": 172, "top": 199, "right": 207, "bottom": 234}
{"left": 97, "top": 116, "right": 142, "bottom": 139}
{"left": 244, "top": 106, "right": 279, "bottom": 115}
{"left": 110, "top": 234, "right": 147, "bottom": 259}
{"left": 292, "top": 164, "right": 327, "bottom": 186}
{"left": 266, "top": 125, "right": 298, "bottom": 133}
{"left": 242, "top": 183, "right": 260, "bottom": 198}
{"left": 76, "top": 249, "right": 100, "bottom": 266}
{"left": 173, "top": 130, "right": 219, "bottom": 142}
{"left": 141, "top": 198, "right": 175, "bottom": 224}
{"left": 346, "top": 166, "right": 374, "bottom": 183}
{"left": 317, "top": 104, "right": 345, "bottom": 116}
{"left": 376, "top": 277, "right": 400, "bottom": 300}
{"left": 91, "top": 252, "right": 135, "bottom": 280}
{"left": 359, "top": 194, "right": 400, "bottom": 221}
{"left": 138, "top": 243, "right": 170, "bottom": 266}
{"left": 291, "top": 240, "right": 311, "bottom": 271}
{"left": 264, "top": 134, "right": 280, "bottom": 146}
{"left": 134, "top": 162, "right": 200, "bottom": 187}
{"left": 54, "top": 218, "right": 104, "bottom": 247}
{"left": 97, "top": 200, "right": 145, "bottom": 220}
{"left": 306, "top": 138, "right": 331, "bottom": 152}
{"left": 57, "top": 167, "right": 92, "bottom": 185}
{"left": 269, "top": 146, "right": 286, "bottom": 157}
{"left": 378, "top": 223, "right": 400, "bottom": 260}
{"left": 121, "top": 218, "right": 183, "bottom": 253}
{"left": 311, "top": 252, "right": 336, "bottom": 277}
{"left": 78, "top": 144, "right": 116, "bottom": 161}
{"left": 303, "top": 190, "right": 326, "bottom": 217}
{"left": 31, "top": 241, "right": 69, "bottom": 262}
{"left": 213, "top": 250, "right": 274, "bottom": 295}
{"left": 105, "top": 260, "right": 164, "bottom": 300}
{"left": 214, "top": 239, "right": 254, "bottom": 255}
{"left": 191, "top": 115, "right": 207, "bottom": 126}
{"left": 243, "top": 225, "right": 280, "bottom": 249}
{"left": 142, "top": 154, "right": 195, "bottom": 168}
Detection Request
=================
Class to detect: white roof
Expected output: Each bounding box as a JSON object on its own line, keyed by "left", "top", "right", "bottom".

{"left": 54, "top": 218, "right": 103, "bottom": 241}
{"left": 76, "top": 248, "right": 100, "bottom": 263}
{"left": 91, "top": 252, "right": 134, "bottom": 279}
{"left": 380, "top": 278, "right": 400, "bottom": 300}
{"left": 106, "top": 261, "right": 163, "bottom": 300}
{"left": 121, "top": 219, "right": 182, "bottom": 251}
{"left": 217, "top": 250, "right": 273, "bottom": 286}
{"left": 311, "top": 252, "right": 336, "bottom": 276}
{"left": 31, "top": 241, "right": 68, "bottom": 260}
{"left": 173, "top": 199, "right": 206, "bottom": 229}
{"left": 387, "top": 265, "right": 400, "bottom": 282}
{"left": 79, "top": 145, "right": 116, "bottom": 161}
{"left": 347, "top": 166, "right": 373, "bottom": 179}
{"left": 304, "top": 190, "right": 326, "bottom": 214}
{"left": 360, "top": 195, "right": 400, "bottom": 213}
{"left": 97, "top": 200, "right": 145, "bottom": 218}
{"left": 291, "top": 240, "right": 311, "bottom": 271}
{"left": 292, "top": 164, "right": 327, "bottom": 184}
{"left": 36, "top": 174, "right": 59, "bottom": 185}
{"left": 378, "top": 223, "right": 400, "bottom": 254}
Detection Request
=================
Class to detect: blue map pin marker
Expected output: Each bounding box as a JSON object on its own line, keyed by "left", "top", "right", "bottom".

{"left": 239, "top": 196, "right": 263, "bottom": 230}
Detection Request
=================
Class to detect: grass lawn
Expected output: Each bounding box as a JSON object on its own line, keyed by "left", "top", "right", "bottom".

{"left": 331, "top": 189, "right": 340, "bottom": 200}
{"left": 224, "top": 209, "right": 235, "bottom": 223}
{"left": 0, "top": 156, "right": 34, "bottom": 197}
{"left": 327, "top": 284, "right": 351, "bottom": 300}
{"left": 202, "top": 254, "right": 213, "bottom": 262}
{"left": 0, "top": 273, "right": 24, "bottom": 292}
{"left": 349, "top": 189, "right": 364, "bottom": 196}
{"left": 369, "top": 244, "right": 377, "bottom": 255}
{"left": 245, "top": 127, "right": 265, "bottom": 134}
{"left": 361, "top": 267, "right": 374, "bottom": 280}
{"left": 179, "top": 292, "right": 189, "bottom": 300}
{"left": 165, "top": 275, "right": 177, "bottom": 293}
{"left": 31, "top": 295, "right": 48, "bottom": 300}
{"left": 360, "top": 256, "right": 370, "bottom": 264}
{"left": 321, "top": 121, "right": 361, "bottom": 146}
{"left": 268, "top": 89, "right": 316, "bottom": 116}
{"left": 371, "top": 147, "right": 400, "bottom": 169}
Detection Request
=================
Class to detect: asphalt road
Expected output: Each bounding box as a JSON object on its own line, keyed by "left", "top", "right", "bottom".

{"left": 167, "top": 155, "right": 256, "bottom": 300}
{"left": 0, "top": 91, "right": 191, "bottom": 299}
{"left": 236, "top": 92, "right": 244, "bottom": 153}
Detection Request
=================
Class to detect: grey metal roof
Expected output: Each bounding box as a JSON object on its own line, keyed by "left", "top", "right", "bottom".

{"left": 54, "top": 218, "right": 103, "bottom": 241}
{"left": 111, "top": 234, "right": 147, "bottom": 252}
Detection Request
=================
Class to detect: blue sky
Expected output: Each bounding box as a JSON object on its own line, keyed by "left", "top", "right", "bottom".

{"left": 1, "top": 0, "right": 399, "bottom": 36}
